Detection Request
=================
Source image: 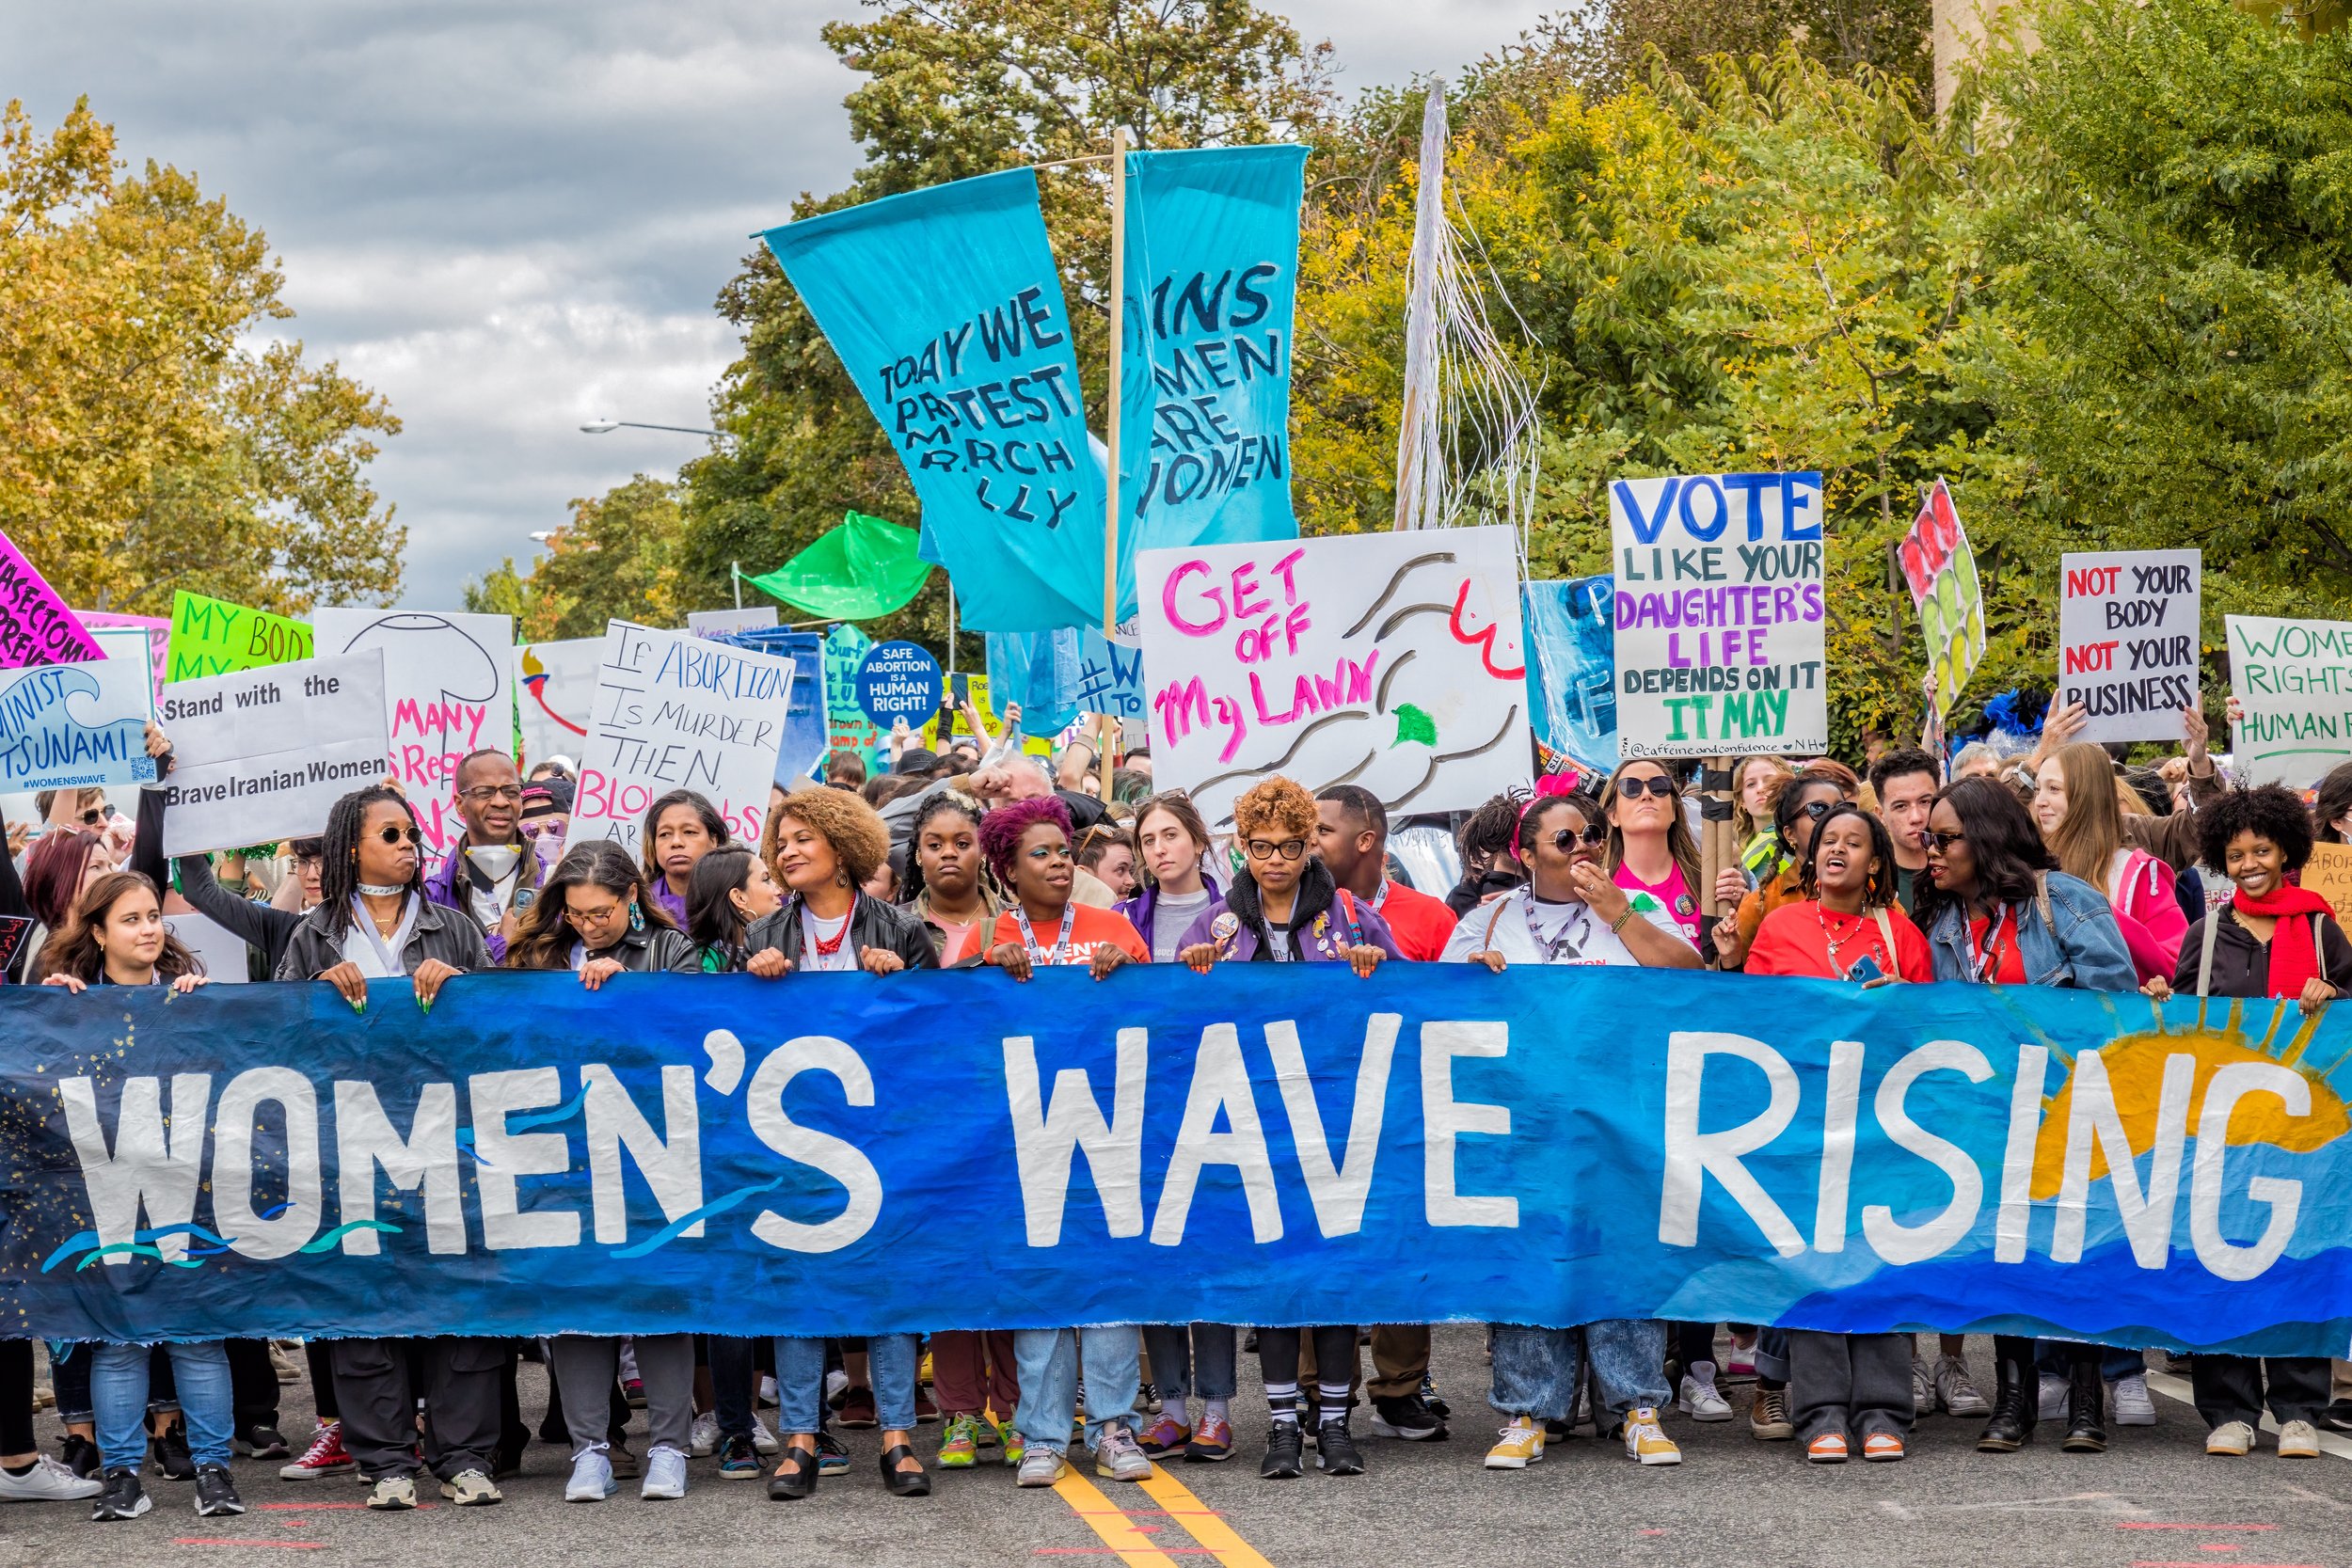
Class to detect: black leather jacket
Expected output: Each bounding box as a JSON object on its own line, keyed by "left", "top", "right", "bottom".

{"left": 274, "top": 895, "right": 494, "bottom": 981}
{"left": 584, "top": 924, "right": 700, "bottom": 974}
{"left": 744, "top": 895, "right": 940, "bottom": 973}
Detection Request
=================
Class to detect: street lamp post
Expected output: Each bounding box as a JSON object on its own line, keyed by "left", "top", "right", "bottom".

{"left": 580, "top": 418, "right": 724, "bottom": 438}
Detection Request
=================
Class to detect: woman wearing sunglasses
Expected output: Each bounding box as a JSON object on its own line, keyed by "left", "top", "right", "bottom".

{"left": 1448, "top": 787, "right": 1692, "bottom": 1475}
{"left": 273, "top": 785, "right": 502, "bottom": 1513}
{"left": 1740, "top": 803, "right": 1929, "bottom": 1465}
{"left": 1172, "top": 778, "right": 1400, "bottom": 1481}
{"left": 1599, "top": 762, "right": 1716, "bottom": 962}
{"left": 1918, "top": 776, "right": 2134, "bottom": 1457}
{"left": 1714, "top": 761, "right": 1861, "bottom": 972}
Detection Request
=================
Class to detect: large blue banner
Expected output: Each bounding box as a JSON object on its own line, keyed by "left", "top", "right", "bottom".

{"left": 984, "top": 624, "right": 1146, "bottom": 736}
{"left": 1115, "top": 146, "right": 1309, "bottom": 623}
{"left": 6, "top": 968, "right": 2347, "bottom": 1354}
{"left": 761, "top": 172, "right": 1103, "bottom": 633}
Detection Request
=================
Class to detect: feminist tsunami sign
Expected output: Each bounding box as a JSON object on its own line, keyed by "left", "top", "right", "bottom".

{"left": 564, "top": 622, "right": 794, "bottom": 855}
{"left": 0, "top": 626, "right": 157, "bottom": 790}
{"left": 7, "top": 965, "right": 2348, "bottom": 1353}
{"left": 1113, "top": 145, "right": 1310, "bottom": 620}
{"left": 1611, "top": 472, "right": 1827, "bottom": 758}
{"left": 761, "top": 171, "right": 1103, "bottom": 632}
{"left": 1136, "top": 526, "right": 1530, "bottom": 827}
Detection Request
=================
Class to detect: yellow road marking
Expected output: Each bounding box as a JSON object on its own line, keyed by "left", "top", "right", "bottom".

{"left": 1052, "top": 1465, "right": 1184, "bottom": 1567}
{"left": 1140, "top": 1464, "right": 1277, "bottom": 1568}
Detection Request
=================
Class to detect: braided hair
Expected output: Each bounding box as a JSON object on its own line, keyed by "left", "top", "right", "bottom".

{"left": 317, "top": 785, "right": 424, "bottom": 942}
{"left": 899, "top": 790, "right": 989, "bottom": 907}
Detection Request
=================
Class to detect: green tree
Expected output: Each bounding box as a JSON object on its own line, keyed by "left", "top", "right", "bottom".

{"left": 464, "top": 476, "right": 686, "bottom": 641}
{"left": 0, "top": 99, "right": 401, "bottom": 613}
{"left": 675, "top": 0, "right": 1333, "bottom": 658}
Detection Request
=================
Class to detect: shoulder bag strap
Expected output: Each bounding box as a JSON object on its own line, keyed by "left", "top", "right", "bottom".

{"left": 1483, "top": 897, "right": 1510, "bottom": 952}
{"left": 1872, "top": 908, "right": 1900, "bottom": 971}
{"left": 2197, "top": 904, "right": 2223, "bottom": 999}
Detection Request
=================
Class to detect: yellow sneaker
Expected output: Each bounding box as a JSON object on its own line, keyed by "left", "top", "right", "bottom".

{"left": 1485, "top": 1416, "right": 1545, "bottom": 1469}
{"left": 1624, "top": 1407, "right": 1682, "bottom": 1466}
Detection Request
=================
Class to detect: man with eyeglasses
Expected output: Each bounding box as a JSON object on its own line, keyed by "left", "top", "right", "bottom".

{"left": 421, "top": 749, "right": 543, "bottom": 961}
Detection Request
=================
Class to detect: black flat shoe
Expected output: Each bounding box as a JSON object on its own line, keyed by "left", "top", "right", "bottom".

{"left": 880, "top": 1442, "right": 930, "bottom": 1497}
{"left": 767, "top": 1444, "right": 819, "bottom": 1501}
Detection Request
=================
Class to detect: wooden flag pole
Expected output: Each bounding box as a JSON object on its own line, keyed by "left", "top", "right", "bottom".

{"left": 1102, "top": 126, "right": 1130, "bottom": 641}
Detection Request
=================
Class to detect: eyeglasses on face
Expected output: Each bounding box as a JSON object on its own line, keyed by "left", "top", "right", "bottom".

{"left": 1549, "top": 824, "right": 1609, "bottom": 851}
{"left": 1797, "top": 800, "right": 1836, "bottom": 821}
{"left": 1613, "top": 775, "right": 1675, "bottom": 800}
{"left": 1245, "top": 837, "right": 1307, "bottom": 862}
{"left": 374, "top": 825, "right": 422, "bottom": 847}
{"left": 460, "top": 784, "right": 523, "bottom": 804}
{"left": 1923, "top": 829, "right": 1966, "bottom": 851}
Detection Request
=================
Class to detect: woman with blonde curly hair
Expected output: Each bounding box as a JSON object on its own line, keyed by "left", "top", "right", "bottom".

{"left": 1172, "top": 776, "right": 1400, "bottom": 1481}
{"left": 738, "top": 785, "right": 936, "bottom": 1501}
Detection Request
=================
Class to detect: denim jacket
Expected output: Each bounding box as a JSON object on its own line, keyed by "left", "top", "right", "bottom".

{"left": 1924, "top": 870, "right": 2136, "bottom": 992}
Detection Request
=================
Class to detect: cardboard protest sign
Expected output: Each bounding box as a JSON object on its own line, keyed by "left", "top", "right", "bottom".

{"left": 159, "top": 651, "right": 390, "bottom": 857}
{"left": 79, "top": 612, "right": 169, "bottom": 705}
{"left": 1136, "top": 524, "right": 1530, "bottom": 826}
{"left": 2056, "top": 550, "right": 2201, "bottom": 743}
{"left": 515, "top": 638, "right": 601, "bottom": 770}
{"left": 0, "top": 531, "right": 104, "bottom": 669}
{"left": 163, "top": 911, "right": 251, "bottom": 984}
{"left": 1524, "top": 577, "right": 1617, "bottom": 775}
{"left": 312, "top": 610, "right": 514, "bottom": 869}
{"left": 564, "top": 622, "right": 796, "bottom": 856}
{"left": 1899, "top": 479, "right": 1984, "bottom": 719}
{"left": 0, "top": 627, "right": 157, "bottom": 791}
{"left": 2227, "top": 614, "right": 2352, "bottom": 787}
{"left": 1610, "top": 472, "right": 1827, "bottom": 759}
{"left": 2303, "top": 844, "right": 2352, "bottom": 933}
{"left": 167, "top": 591, "right": 313, "bottom": 681}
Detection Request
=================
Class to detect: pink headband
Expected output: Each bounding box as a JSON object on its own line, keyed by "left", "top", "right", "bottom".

{"left": 1516, "top": 769, "right": 1581, "bottom": 837}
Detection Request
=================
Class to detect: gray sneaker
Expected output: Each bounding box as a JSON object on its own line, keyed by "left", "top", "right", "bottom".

{"left": 1934, "top": 1356, "right": 1991, "bottom": 1418}
{"left": 1016, "top": 1448, "right": 1067, "bottom": 1487}
{"left": 1094, "top": 1423, "right": 1152, "bottom": 1482}
{"left": 440, "top": 1468, "right": 502, "bottom": 1506}
{"left": 641, "top": 1445, "right": 688, "bottom": 1500}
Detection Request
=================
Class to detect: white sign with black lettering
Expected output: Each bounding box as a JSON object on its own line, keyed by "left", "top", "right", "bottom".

{"left": 2057, "top": 549, "right": 2201, "bottom": 743}
{"left": 160, "top": 650, "right": 390, "bottom": 856}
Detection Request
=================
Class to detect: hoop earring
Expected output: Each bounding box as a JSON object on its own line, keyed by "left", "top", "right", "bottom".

{"left": 628, "top": 902, "right": 644, "bottom": 933}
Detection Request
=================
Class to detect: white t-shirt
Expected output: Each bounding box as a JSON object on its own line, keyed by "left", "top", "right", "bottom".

{"left": 799, "top": 905, "right": 855, "bottom": 972}
{"left": 1440, "top": 885, "right": 1688, "bottom": 968}
{"left": 1151, "top": 887, "right": 1214, "bottom": 964}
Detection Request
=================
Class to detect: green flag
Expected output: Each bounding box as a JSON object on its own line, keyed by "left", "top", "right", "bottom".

{"left": 167, "top": 591, "right": 313, "bottom": 681}
{"left": 746, "top": 512, "right": 932, "bottom": 621}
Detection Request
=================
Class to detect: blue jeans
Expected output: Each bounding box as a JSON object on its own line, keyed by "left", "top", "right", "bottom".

{"left": 1489, "top": 1320, "right": 1670, "bottom": 1420}
{"left": 773, "top": 1335, "right": 917, "bottom": 1434}
{"left": 1140, "top": 1323, "right": 1237, "bottom": 1404}
{"left": 96, "top": 1340, "right": 231, "bottom": 1472}
{"left": 1755, "top": 1325, "right": 1791, "bottom": 1385}
{"left": 1013, "top": 1326, "right": 1140, "bottom": 1455}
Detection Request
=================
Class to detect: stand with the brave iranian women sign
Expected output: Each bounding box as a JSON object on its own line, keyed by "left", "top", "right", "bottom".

{"left": 563, "top": 622, "right": 796, "bottom": 857}
{"left": 1609, "top": 471, "right": 1827, "bottom": 759}
{"left": 2055, "top": 549, "right": 2201, "bottom": 744}
{"left": 1136, "top": 526, "right": 1530, "bottom": 828}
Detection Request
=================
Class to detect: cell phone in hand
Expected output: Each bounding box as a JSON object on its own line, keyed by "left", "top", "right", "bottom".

{"left": 1845, "top": 954, "right": 1884, "bottom": 984}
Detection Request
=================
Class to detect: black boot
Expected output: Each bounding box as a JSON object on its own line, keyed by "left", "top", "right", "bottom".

{"left": 2061, "top": 1359, "right": 2107, "bottom": 1452}
{"left": 1977, "top": 1356, "right": 2034, "bottom": 1452}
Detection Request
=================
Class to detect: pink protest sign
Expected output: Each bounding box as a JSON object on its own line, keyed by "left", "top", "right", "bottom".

{"left": 77, "top": 611, "right": 170, "bottom": 705}
{"left": 0, "top": 531, "right": 104, "bottom": 668}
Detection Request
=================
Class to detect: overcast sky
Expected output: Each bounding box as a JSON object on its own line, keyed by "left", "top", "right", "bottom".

{"left": 7, "top": 1, "right": 1562, "bottom": 609}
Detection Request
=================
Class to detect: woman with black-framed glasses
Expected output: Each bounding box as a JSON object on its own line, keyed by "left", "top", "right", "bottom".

{"left": 273, "top": 785, "right": 502, "bottom": 1513}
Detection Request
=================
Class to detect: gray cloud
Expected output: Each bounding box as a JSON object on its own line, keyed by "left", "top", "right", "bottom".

{"left": 6, "top": 0, "right": 1555, "bottom": 607}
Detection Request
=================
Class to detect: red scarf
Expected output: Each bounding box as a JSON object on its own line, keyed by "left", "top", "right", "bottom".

{"left": 2233, "top": 883, "right": 2333, "bottom": 998}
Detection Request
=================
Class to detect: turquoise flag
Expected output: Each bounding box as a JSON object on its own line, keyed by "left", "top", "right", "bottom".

{"left": 1115, "top": 145, "right": 1310, "bottom": 622}
{"left": 760, "top": 172, "right": 1103, "bottom": 633}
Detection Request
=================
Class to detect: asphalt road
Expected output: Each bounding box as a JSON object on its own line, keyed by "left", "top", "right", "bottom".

{"left": 4, "top": 1330, "right": 2347, "bottom": 1568}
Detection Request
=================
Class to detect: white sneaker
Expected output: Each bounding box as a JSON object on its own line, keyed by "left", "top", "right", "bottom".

{"left": 641, "top": 1445, "right": 689, "bottom": 1499}
{"left": 2206, "top": 1419, "right": 2255, "bottom": 1456}
{"left": 0, "top": 1452, "right": 103, "bottom": 1501}
{"left": 565, "top": 1448, "right": 617, "bottom": 1502}
{"left": 1677, "top": 1363, "right": 1732, "bottom": 1422}
{"left": 750, "top": 1414, "right": 780, "bottom": 1456}
{"left": 2277, "top": 1419, "right": 2321, "bottom": 1458}
{"left": 2038, "top": 1372, "right": 2068, "bottom": 1420}
{"left": 688, "top": 1411, "right": 721, "bottom": 1458}
{"left": 2111, "top": 1372, "right": 2156, "bottom": 1426}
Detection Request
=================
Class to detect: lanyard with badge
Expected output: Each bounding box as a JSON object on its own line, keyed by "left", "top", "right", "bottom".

{"left": 1010, "top": 902, "right": 1077, "bottom": 963}
{"left": 1522, "top": 891, "right": 1592, "bottom": 963}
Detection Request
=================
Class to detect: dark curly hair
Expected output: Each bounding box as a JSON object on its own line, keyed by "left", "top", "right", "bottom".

{"left": 1796, "top": 802, "right": 1899, "bottom": 910}
{"left": 1514, "top": 790, "right": 1604, "bottom": 859}
{"left": 1772, "top": 763, "right": 1859, "bottom": 858}
{"left": 977, "top": 794, "right": 1072, "bottom": 883}
{"left": 2198, "top": 784, "right": 2315, "bottom": 875}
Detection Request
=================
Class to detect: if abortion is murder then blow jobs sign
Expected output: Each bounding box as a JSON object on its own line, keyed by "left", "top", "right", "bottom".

{"left": 1610, "top": 471, "right": 1827, "bottom": 759}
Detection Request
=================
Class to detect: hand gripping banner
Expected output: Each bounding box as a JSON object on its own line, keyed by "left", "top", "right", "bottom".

{"left": 5, "top": 967, "right": 2347, "bottom": 1354}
